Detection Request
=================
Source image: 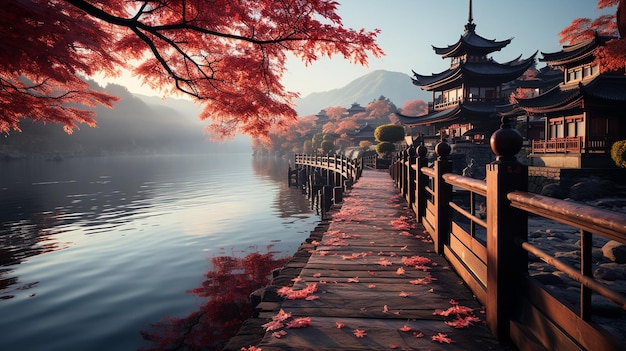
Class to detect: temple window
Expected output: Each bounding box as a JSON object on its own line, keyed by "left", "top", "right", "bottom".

{"left": 451, "top": 56, "right": 466, "bottom": 67}
{"left": 567, "top": 121, "right": 576, "bottom": 137}
{"left": 468, "top": 87, "right": 480, "bottom": 100}
{"left": 485, "top": 88, "right": 496, "bottom": 99}
{"left": 576, "top": 121, "right": 585, "bottom": 137}
{"left": 566, "top": 64, "right": 599, "bottom": 83}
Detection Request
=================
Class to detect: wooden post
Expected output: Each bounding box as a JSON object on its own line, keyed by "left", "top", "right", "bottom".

{"left": 406, "top": 145, "right": 417, "bottom": 207}
{"left": 433, "top": 140, "right": 452, "bottom": 254}
{"left": 398, "top": 153, "right": 402, "bottom": 186}
{"left": 485, "top": 116, "right": 528, "bottom": 341}
{"left": 415, "top": 143, "right": 429, "bottom": 221}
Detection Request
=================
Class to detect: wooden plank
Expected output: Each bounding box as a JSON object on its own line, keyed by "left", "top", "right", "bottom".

{"left": 449, "top": 225, "right": 487, "bottom": 286}
{"left": 444, "top": 245, "right": 487, "bottom": 305}
{"left": 258, "top": 317, "right": 504, "bottom": 351}
{"left": 237, "top": 170, "right": 508, "bottom": 351}
{"left": 451, "top": 221, "right": 487, "bottom": 262}
{"left": 521, "top": 278, "right": 626, "bottom": 351}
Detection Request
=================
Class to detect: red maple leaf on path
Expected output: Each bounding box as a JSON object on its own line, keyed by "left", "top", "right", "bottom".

{"left": 432, "top": 332, "right": 453, "bottom": 343}
{"left": 347, "top": 276, "right": 360, "bottom": 283}
{"left": 286, "top": 317, "right": 311, "bottom": 329}
{"left": 445, "top": 315, "right": 481, "bottom": 328}
{"left": 354, "top": 328, "right": 367, "bottom": 338}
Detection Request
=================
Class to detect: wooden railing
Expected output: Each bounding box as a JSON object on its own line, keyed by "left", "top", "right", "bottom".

{"left": 532, "top": 136, "right": 616, "bottom": 154}
{"left": 290, "top": 153, "right": 368, "bottom": 218}
{"left": 390, "top": 119, "right": 626, "bottom": 351}
{"left": 532, "top": 136, "right": 582, "bottom": 153}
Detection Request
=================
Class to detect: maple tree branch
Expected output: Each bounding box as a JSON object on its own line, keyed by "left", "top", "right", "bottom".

{"left": 64, "top": 0, "right": 313, "bottom": 45}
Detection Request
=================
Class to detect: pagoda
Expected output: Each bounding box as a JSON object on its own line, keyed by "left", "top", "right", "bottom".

{"left": 397, "top": 0, "right": 535, "bottom": 144}
{"left": 515, "top": 33, "right": 626, "bottom": 168}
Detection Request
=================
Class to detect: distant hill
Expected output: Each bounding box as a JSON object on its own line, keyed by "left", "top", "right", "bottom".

{"left": 294, "top": 70, "right": 430, "bottom": 116}
{"left": 1, "top": 84, "right": 250, "bottom": 158}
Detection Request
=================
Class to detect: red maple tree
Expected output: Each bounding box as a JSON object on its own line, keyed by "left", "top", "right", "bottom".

{"left": 1, "top": 0, "right": 383, "bottom": 137}
{"left": 559, "top": 0, "right": 626, "bottom": 72}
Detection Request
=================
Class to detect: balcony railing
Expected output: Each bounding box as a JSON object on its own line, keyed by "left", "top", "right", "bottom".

{"left": 532, "top": 136, "right": 581, "bottom": 153}
{"left": 532, "top": 136, "right": 615, "bottom": 154}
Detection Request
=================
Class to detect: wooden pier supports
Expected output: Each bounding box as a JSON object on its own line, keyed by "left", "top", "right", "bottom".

{"left": 289, "top": 154, "right": 365, "bottom": 218}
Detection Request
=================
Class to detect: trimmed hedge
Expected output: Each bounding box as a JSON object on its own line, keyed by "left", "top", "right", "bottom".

{"left": 376, "top": 141, "right": 395, "bottom": 156}
{"left": 374, "top": 124, "right": 405, "bottom": 143}
{"left": 611, "top": 140, "right": 626, "bottom": 168}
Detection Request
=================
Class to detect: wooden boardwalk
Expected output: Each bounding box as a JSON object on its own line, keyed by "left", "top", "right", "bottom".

{"left": 228, "top": 169, "right": 513, "bottom": 351}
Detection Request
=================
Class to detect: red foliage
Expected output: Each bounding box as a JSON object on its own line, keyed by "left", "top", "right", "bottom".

{"left": 558, "top": 0, "right": 625, "bottom": 73}
{"left": 1, "top": 0, "right": 383, "bottom": 137}
{"left": 140, "top": 251, "right": 289, "bottom": 351}
{"left": 0, "top": 0, "right": 123, "bottom": 134}
{"left": 399, "top": 99, "right": 428, "bottom": 116}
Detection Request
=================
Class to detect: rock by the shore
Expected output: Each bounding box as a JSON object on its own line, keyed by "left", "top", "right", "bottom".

{"left": 602, "top": 241, "right": 626, "bottom": 264}
{"left": 569, "top": 176, "right": 616, "bottom": 201}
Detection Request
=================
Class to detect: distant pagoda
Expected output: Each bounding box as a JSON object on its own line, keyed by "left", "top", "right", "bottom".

{"left": 515, "top": 33, "right": 626, "bottom": 168}
{"left": 397, "top": 0, "right": 535, "bottom": 144}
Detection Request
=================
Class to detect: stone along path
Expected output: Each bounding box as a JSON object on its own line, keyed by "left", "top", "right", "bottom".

{"left": 240, "top": 169, "right": 511, "bottom": 351}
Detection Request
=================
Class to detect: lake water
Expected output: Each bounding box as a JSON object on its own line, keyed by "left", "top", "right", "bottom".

{"left": 0, "top": 154, "right": 318, "bottom": 350}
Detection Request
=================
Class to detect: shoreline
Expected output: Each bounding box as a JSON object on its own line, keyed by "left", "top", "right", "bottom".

{"left": 222, "top": 204, "right": 339, "bottom": 351}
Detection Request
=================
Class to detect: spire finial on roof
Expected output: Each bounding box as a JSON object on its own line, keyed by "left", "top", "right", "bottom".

{"left": 465, "top": 0, "right": 476, "bottom": 32}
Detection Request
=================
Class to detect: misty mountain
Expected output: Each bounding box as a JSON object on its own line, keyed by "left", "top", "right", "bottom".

{"left": 1, "top": 84, "right": 250, "bottom": 157}
{"left": 294, "top": 70, "right": 430, "bottom": 116}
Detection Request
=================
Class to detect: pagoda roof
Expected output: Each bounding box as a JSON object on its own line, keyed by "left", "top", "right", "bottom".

{"left": 509, "top": 66, "right": 562, "bottom": 90}
{"left": 412, "top": 53, "right": 536, "bottom": 91}
{"left": 515, "top": 75, "right": 626, "bottom": 115}
{"left": 540, "top": 34, "right": 615, "bottom": 67}
{"left": 395, "top": 102, "right": 501, "bottom": 127}
{"left": 433, "top": 29, "right": 512, "bottom": 58}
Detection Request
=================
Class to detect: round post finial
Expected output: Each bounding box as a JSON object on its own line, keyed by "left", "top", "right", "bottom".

{"left": 490, "top": 115, "right": 523, "bottom": 163}
{"left": 417, "top": 142, "right": 428, "bottom": 158}
{"left": 408, "top": 144, "right": 417, "bottom": 157}
{"left": 435, "top": 139, "right": 451, "bottom": 160}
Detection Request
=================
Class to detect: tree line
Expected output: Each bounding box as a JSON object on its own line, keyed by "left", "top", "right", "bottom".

{"left": 250, "top": 97, "right": 427, "bottom": 158}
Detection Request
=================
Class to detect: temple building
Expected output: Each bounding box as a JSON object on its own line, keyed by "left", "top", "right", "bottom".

{"left": 515, "top": 33, "right": 626, "bottom": 168}
{"left": 396, "top": 0, "right": 535, "bottom": 145}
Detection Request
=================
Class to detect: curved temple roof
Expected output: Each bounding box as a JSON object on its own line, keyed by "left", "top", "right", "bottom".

{"left": 515, "top": 75, "right": 626, "bottom": 115}
{"left": 540, "top": 34, "right": 615, "bottom": 67}
{"left": 433, "top": 30, "right": 512, "bottom": 58}
{"left": 395, "top": 102, "right": 502, "bottom": 127}
{"left": 412, "top": 53, "right": 537, "bottom": 91}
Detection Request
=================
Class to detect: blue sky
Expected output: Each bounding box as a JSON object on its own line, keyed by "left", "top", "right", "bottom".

{"left": 282, "top": 0, "right": 614, "bottom": 96}
{"left": 101, "top": 0, "right": 615, "bottom": 98}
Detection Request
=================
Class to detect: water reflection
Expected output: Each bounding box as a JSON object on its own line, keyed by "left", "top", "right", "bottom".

{"left": 251, "top": 156, "right": 311, "bottom": 219}
{"left": 0, "top": 154, "right": 318, "bottom": 351}
{"left": 0, "top": 155, "right": 216, "bottom": 297}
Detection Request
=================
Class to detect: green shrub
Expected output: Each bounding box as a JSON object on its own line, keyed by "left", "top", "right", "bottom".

{"left": 374, "top": 124, "right": 405, "bottom": 143}
{"left": 321, "top": 140, "right": 334, "bottom": 154}
{"left": 611, "top": 140, "right": 626, "bottom": 168}
{"left": 375, "top": 141, "right": 395, "bottom": 157}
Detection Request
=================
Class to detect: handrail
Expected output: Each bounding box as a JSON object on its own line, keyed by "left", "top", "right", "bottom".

{"left": 507, "top": 191, "right": 626, "bottom": 242}
{"left": 443, "top": 173, "right": 487, "bottom": 196}
{"left": 294, "top": 153, "right": 365, "bottom": 184}
{"left": 420, "top": 166, "right": 435, "bottom": 178}
{"left": 518, "top": 239, "right": 626, "bottom": 309}
{"left": 388, "top": 144, "right": 626, "bottom": 350}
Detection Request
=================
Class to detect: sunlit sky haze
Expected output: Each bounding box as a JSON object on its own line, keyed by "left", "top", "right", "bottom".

{"left": 102, "top": 1, "right": 615, "bottom": 99}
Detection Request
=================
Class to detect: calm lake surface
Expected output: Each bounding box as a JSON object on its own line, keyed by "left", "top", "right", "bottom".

{"left": 0, "top": 153, "right": 318, "bottom": 350}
